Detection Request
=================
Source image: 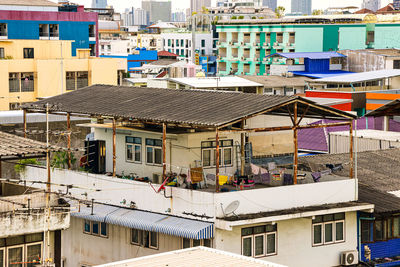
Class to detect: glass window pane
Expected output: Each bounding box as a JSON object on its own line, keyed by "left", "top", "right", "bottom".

{"left": 334, "top": 213, "right": 345, "bottom": 220}
{"left": 203, "top": 239, "right": 211, "bottom": 248}
{"left": 126, "top": 144, "right": 133, "bottom": 161}
{"left": 312, "top": 215, "right": 323, "bottom": 224}
{"left": 150, "top": 232, "right": 157, "bottom": 248}
{"left": 193, "top": 239, "right": 201, "bottom": 247}
{"left": 84, "top": 220, "right": 91, "bottom": 233}
{"left": 255, "top": 235, "right": 264, "bottom": 256}
{"left": 325, "top": 223, "right": 333, "bottom": 243}
{"left": 8, "top": 247, "right": 23, "bottom": 267}
{"left": 224, "top": 148, "right": 232, "bottom": 165}
{"left": 323, "top": 214, "right": 334, "bottom": 222}
{"left": 241, "top": 227, "right": 253, "bottom": 236}
{"left": 253, "top": 226, "right": 265, "bottom": 234}
{"left": 154, "top": 139, "right": 162, "bottom": 147}
{"left": 25, "top": 233, "right": 43, "bottom": 243}
{"left": 100, "top": 222, "right": 107, "bottom": 236}
{"left": 27, "top": 244, "right": 41, "bottom": 267}
{"left": 391, "top": 218, "right": 399, "bottom": 236}
{"left": 266, "top": 233, "right": 276, "bottom": 254}
{"left": 336, "top": 221, "right": 344, "bottom": 241}
{"left": 131, "top": 229, "right": 139, "bottom": 244}
{"left": 313, "top": 224, "right": 322, "bottom": 245}
{"left": 154, "top": 148, "right": 162, "bottom": 165}
{"left": 0, "top": 249, "right": 3, "bottom": 267}
{"left": 361, "top": 220, "right": 372, "bottom": 243}
{"left": 389, "top": 219, "right": 393, "bottom": 239}
{"left": 143, "top": 231, "right": 149, "bottom": 248}
{"left": 266, "top": 224, "right": 277, "bottom": 232}
{"left": 6, "top": 236, "right": 24, "bottom": 246}
{"left": 146, "top": 139, "right": 154, "bottom": 146}
{"left": 183, "top": 238, "right": 191, "bottom": 249}
{"left": 135, "top": 145, "right": 141, "bottom": 162}
{"left": 203, "top": 150, "right": 211, "bottom": 167}
{"left": 92, "top": 222, "right": 99, "bottom": 235}
{"left": 0, "top": 239, "right": 4, "bottom": 247}
{"left": 146, "top": 147, "right": 153, "bottom": 164}
{"left": 242, "top": 237, "right": 252, "bottom": 257}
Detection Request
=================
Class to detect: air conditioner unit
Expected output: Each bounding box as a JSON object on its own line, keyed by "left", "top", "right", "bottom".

{"left": 152, "top": 173, "right": 162, "bottom": 184}
{"left": 340, "top": 251, "right": 358, "bottom": 266}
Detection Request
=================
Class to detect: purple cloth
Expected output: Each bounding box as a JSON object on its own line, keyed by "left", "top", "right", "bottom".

{"left": 206, "top": 173, "right": 216, "bottom": 181}
{"left": 283, "top": 173, "right": 293, "bottom": 185}
{"left": 312, "top": 172, "right": 321, "bottom": 182}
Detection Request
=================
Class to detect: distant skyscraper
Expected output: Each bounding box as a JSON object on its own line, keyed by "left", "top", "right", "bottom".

{"left": 291, "top": 0, "right": 311, "bottom": 14}
{"left": 190, "top": 0, "right": 212, "bottom": 14}
{"left": 142, "top": 0, "right": 172, "bottom": 23}
{"left": 362, "top": 0, "right": 381, "bottom": 12}
{"left": 91, "top": 0, "right": 107, "bottom": 8}
{"left": 394, "top": 0, "right": 400, "bottom": 10}
{"left": 172, "top": 10, "right": 186, "bottom": 22}
{"left": 134, "top": 8, "right": 148, "bottom": 26}
{"left": 263, "top": 0, "right": 277, "bottom": 11}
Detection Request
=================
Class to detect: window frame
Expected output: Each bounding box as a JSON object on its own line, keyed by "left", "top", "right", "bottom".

{"left": 23, "top": 48, "right": 34, "bottom": 59}
{"left": 130, "top": 229, "right": 158, "bottom": 250}
{"left": 201, "top": 140, "right": 233, "bottom": 168}
{"left": 25, "top": 241, "right": 42, "bottom": 266}
{"left": 241, "top": 224, "right": 277, "bottom": 258}
{"left": 181, "top": 238, "right": 213, "bottom": 249}
{"left": 100, "top": 222, "right": 108, "bottom": 238}
{"left": 0, "top": 247, "right": 4, "bottom": 267}
{"left": 241, "top": 235, "right": 253, "bottom": 257}
{"left": 145, "top": 138, "right": 163, "bottom": 166}
{"left": 126, "top": 137, "right": 142, "bottom": 164}
{"left": 7, "top": 244, "right": 24, "bottom": 267}
{"left": 312, "top": 213, "right": 346, "bottom": 246}
{"left": 253, "top": 233, "right": 265, "bottom": 258}
{"left": 83, "top": 220, "right": 108, "bottom": 238}
{"left": 0, "top": 47, "right": 4, "bottom": 59}
{"left": 266, "top": 232, "right": 277, "bottom": 256}
{"left": 83, "top": 220, "right": 91, "bottom": 234}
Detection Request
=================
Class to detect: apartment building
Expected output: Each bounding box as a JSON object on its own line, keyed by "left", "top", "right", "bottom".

{"left": 0, "top": 39, "right": 126, "bottom": 110}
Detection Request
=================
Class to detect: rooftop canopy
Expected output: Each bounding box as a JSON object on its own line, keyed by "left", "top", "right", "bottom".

{"left": 0, "top": 131, "right": 62, "bottom": 160}
{"left": 267, "top": 52, "right": 346, "bottom": 60}
{"left": 313, "top": 69, "right": 400, "bottom": 84}
{"left": 169, "top": 76, "right": 263, "bottom": 89}
{"left": 366, "top": 99, "right": 400, "bottom": 117}
{"left": 22, "top": 85, "right": 356, "bottom": 129}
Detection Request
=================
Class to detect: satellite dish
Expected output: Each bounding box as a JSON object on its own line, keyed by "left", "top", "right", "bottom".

{"left": 224, "top": 200, "right": 240, "bottom": 217}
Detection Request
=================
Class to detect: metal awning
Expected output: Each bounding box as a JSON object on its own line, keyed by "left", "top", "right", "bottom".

{"left": 313, "top": 69, "right": 400, "bottom": 84}
{"left": 72, "top": 203, "right": 214, "bottom": 240}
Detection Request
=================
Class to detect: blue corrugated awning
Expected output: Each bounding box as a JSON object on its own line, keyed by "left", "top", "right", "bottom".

{"left": 267, "top": 52, "right": 346, "bottom": 60}
{"left": 72, "top": 203, "right": 214, "bottom": 240}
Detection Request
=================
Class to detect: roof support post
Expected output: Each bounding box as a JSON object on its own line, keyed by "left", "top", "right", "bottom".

{"left": 112, "top": 118, "right": 116, "bottom": 177}
{"left": 293, "top": 102, "right": 298, "bottom": 185}
{"left": 23, "top": 109, "right": 27, "bottom": 138}
{"left": 216, "top": 128, "right": 220, "bottom": 193}
{"left": 349, "top": 120, "right": 354, "bottom": 179}
{"left": 0, "top": 156, "right": 2, "bottom": 178}
{"left": 67, "top": 112, "right": 71, "bottom": 170}
{"left": 240, "top": 120, "right": 245, "bottom": 176}
{"left": 162, "top": 123, "right": 167, "bottom": 183}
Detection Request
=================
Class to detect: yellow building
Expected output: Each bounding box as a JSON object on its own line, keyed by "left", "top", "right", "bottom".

{"left": 0, "top": 39, "right": 126, "bottom": 110}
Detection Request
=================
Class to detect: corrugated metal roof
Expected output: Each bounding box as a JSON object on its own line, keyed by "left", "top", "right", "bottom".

{"left": 22, "top": 85, "right": 356, "bottom": 127}
{"left": 72, "top": 203, "right": 214, "bottom": 240}
{"left": 331, "top": 129, "right": 400, "bottom": 142}
{"left": 169, "top": 77, "right": 263, "bottom": 88}
{"left": 314, "top": 69, "right": 400, "bottom": 84}
{"left": 268, "top": 52, "right": 346, "bottom": 60}
{"left": 0, "top": 0, "right": 58, "bottom": 6}
{"left": 0, "top": 131, "right": 63, "bottom": 159}
{"left": 95, "top": 247, "right": 287, "bottom": 267}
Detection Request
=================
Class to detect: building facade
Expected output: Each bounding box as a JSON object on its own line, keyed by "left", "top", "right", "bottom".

{"left": 263, "top": 0, "right": 277, "bottom": 11}
{"left": 162, "top": 32, "right": 214, "bottom": 60}
{"left": 191, "top": 0, "right": 212, "bottom": 14}
{"left": 291, "top": 0, "right": 311, "bottom": 15}
{"left": 362, "top": 0, "right": 381, "bottom": 12}
{"left": 92, "top": 0, "right": 107, "bottom": 9}
{"left": 216, "top": 18, "right": 400, "bottom": 75}
{"left": 0, "top": 39, "right": 126, "bottom": 110}
{"left": 142, "top": 0, "right": 172, "bottom": 24}
{"left": 0, "top": 3, "right": 98, "bottom": 57}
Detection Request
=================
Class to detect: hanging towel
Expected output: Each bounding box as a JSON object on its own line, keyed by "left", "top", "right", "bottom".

{"left": 219, "top": 175, "right": 228, "bottom": 185}
{"left": 206, "top": 173, "right": 216, "bottom": 181}
{"left": 311, "top": 172, "right": 321, "bottom": 182}
{"left": 260, "top": 173, "right": 270, "bottom": 184}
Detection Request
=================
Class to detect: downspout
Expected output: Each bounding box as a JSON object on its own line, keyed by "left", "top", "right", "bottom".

{"left": 350, "top": 83, "right": 356, "bottom": 92}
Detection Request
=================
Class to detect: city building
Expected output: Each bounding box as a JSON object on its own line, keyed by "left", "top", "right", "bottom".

{"left": 0, "top": 39, "right": 126, "bottom": 111}
{"left": 340, "top": 49, "right": 400, "bottom": 73}
{"left": 162, "top": 32, "right": 213, "bottom": 60}
{"left": 191, "top": 0, "right": 212, "bottom": 14}
{"left": 122, "top": 7, "right": 148, "bottom": 27}
{"left": 395, "top": 0, "right": 400, "bottom": 10}
{"left": 241, "top": 75, "right": 310, "bottom": 95}
{"left": 142, "top": 0, "right": 172, "bottom": 24}
{"left": 0, "top": 0, "right": 99, "bottom": 57}
{"left": 362, "top": 0, "right": 381, "bottom": 12}
{"left": 172, "top": 10, "right": 187, "bottom": 22}
{"left": 216, "top": 14, "right": 400, "bottom": 76}
{"left": 291, "top": 0, "right": 312, "bottom": 15}
{"left": 92, "top": 0, "right": 107, "bottom": 9}
{"left": 0, "top": 131, "right": 70, "bottom": 267}
{"left": 263, "top": 0, "right": 277, "bottom": 11}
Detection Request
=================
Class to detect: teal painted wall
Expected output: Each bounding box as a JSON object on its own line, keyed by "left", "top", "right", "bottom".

{"left": 338, "top": 26, "right": 366, "bottom": 50}
{"left": 294, "top": 26, "right": 324, "bottom": 52}
{"left": 323, "top": 25, "right": 339, "bottom": 51}
{"left": 375, "top": 24, "right": 400, "bottom": 49}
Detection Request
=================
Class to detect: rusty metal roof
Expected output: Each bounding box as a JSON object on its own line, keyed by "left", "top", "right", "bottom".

{"left": 0, "top": 131, "right": 62, "bottom": 160}
{"left": 22, "top": 85, "right": 355, "bottom": 127}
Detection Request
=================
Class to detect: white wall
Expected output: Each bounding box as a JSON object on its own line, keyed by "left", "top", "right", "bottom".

{"left": 62, "top": 216, "right": 182, "bottom": 267}
{"left": 215, "top": 212, "right": 359, "bottom": 267}
{"left": 23, "top": 167, "right": 357, "bottom": 221}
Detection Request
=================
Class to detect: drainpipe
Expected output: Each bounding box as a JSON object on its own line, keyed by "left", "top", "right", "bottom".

{"left": 350, "top": 83, "right": 356, "bottom": 92}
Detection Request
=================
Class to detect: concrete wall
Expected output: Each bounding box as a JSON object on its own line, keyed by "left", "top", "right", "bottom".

{"left": 23, "top": 167, "right": 357, "bottom": 221}
{"left": 216, "top": 212, "right": 359, "bottom": 267}
{"left": 62, "top": 216, "right": 182, "bottom": 267}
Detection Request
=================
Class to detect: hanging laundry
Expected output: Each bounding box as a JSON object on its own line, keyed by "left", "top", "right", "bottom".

{"left": 311, "top": 172, "right": 321, "bottom": 182}
{"left": 206, "top": 173, "right": 216, "bottom": 181}
{"left": 219, "top": 175, "right": 228, "bottom": 185}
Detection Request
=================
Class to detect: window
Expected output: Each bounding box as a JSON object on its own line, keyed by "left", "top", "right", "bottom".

{"left": 366, "top": 31, "right": 375, "bottom": 45}
{"left": 131, "top": 229, "right": 158, "bottom": 249}
{"left": 0, "top": 47, "right": 4, "bottom": 59}
{"left": 375, "top": 219, "right": 387, "bottom": 241}
{"left": 49, "top": 24, "right": 59, "bottom": 37}
{"left": 241, "top": 224, "right": 277, "bottom": 258}
{"left": 66, "top": 71, "right": 89, "bottom": 91}
{"left": 146, "top": 138, "right": 162, "bottom": 165}
{"left": 89, "top": 24, "right": 96, "bottom": 38}
{"left": 23, "top": 48, "right": 34, "bottom": 59}
{"left": 9, "top": 72, "right": 34, "bottom": 92}
{"left": 89, "top": 44, "right": 96, "bottom": 57}
{"left": 181, "top": 238, "right": 212, "bottom": 249}
{"left": 394, "top": 60, "right": 400, "bottom": 69}
{"left": 126, "top": 136, "right": 142, "bottom": 163}
{"left": 176, "top": 39, "right": 179, "bottom": 46}
{"left": 8, "top": 246, "right": 23, "bottom": 267}
{"left": 0, "top": 23, "right": 7, "bottom": 37}
{"left": 201, "top": 39, "right": 206, "bottom": 47}
{"left": 201, "top": 140, "right": 233, "bottom": 168}
{"left": 83, "top": 220, "right": 107, "bottom": 238}
{"left": 9, "top": 73, "right": 19, "bottom": 92}
{"left": 0, "top": 248, "right": 4, "bottom": 267}
{"left": 26, "top": 243, "right": 41, "bottom": 267}
{"left": 312, "top": 213, "right": 345, "bottom": 246}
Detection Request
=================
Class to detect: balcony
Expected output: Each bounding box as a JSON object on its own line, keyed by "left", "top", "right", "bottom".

{"left": 23, "top": 167, "right": 357, "bottom": 222}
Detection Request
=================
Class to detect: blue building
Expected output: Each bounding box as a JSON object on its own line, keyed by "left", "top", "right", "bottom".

{"left": 200, "top": 55, "right": 217, "bottom": 76}
{"left": 0, "top": 5, "right": 98, "bottom": 57}
{"left": 101, "top": 48, "right": 158, "bottom": 75}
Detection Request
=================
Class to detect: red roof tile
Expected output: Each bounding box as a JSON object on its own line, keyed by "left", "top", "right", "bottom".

{"left": 354, "top": 8, "right": 375, "bottom": 14}
{"left": 158, "top": 51, "right": 178, "bottom": 57}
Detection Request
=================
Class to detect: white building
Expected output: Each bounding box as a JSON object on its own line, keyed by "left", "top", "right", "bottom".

{"left": 161, "top": 32, "right": 214, "bottom": 59}
{"left": 21, "top": 85, "right": 371, "bottom": 267}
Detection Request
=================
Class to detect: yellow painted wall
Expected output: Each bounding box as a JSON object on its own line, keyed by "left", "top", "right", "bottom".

{"left": 0, "top": 40, "right": 127, "bottom": 110}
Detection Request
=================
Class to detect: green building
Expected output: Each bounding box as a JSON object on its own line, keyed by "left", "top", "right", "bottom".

{"left": 216, "top": 15, "right": 400, "bottom": 76}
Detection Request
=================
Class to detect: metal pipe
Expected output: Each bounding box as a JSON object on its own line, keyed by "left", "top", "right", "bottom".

{"left": 23, "top": 109, "right": 27, "bottom": 138}
{"left": 112, "top": 118, "right": 116, "bottom": 177}
{"left": 67, "top": 112, "right": 71, "bottom": 169}
{"left": 215, "top": 128, "right": 220, "bottom": 193}
{"left": 293, "top": 102, "right": 298, "bottom": 184}
{"left": 349, "top": 120, "right": 354, "bottom": 179}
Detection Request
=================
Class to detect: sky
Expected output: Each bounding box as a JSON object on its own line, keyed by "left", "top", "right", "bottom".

{"left": 68, "top": 0, "right": 392, "bottom": 12}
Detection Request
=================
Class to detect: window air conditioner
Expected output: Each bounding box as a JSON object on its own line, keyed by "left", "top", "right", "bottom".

{"left": 340, "top": 251, "right": 358, "bottom": 266}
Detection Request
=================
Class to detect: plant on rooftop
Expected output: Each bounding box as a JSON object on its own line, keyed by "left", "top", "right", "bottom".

{"left": 51, "top": 151, "right": 76, "bottom": 170}
{"left": 231, "top": 16, "right": 237, "bottom": 19}
{"left": 275, "top": 6, "right": 285, "bottom": 18}
{"left": 14, "top": 158, "right": 41, "bottom": 175}
{"left": 238, "top": 16, "right": 244, "bottom": 19}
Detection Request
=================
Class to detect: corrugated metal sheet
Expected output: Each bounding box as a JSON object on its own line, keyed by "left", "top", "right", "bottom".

{"left": 315, "top": 69, "right": 400, "bottom": 84}
{"left": 268, "top": 52, "right": 346, "bottom": 60}
{"left": 72, "top": 203, "right": 214, "bottom": 240}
